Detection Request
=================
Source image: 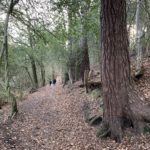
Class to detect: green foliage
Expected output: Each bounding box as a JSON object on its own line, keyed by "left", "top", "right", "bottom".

{"left": 0, "top": 0, "right": 149, "bottom": 97}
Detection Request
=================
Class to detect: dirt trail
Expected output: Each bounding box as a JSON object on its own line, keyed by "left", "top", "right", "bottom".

{"left": 0, "top": 82, "right": 150, "bottom": 150}
{"left": 0, "top": 84, "right": 100, "bottom": 150}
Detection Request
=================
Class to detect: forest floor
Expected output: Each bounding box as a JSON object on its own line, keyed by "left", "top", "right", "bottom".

{"left": 0, "top": 59, "right": 150, "bottom": 150}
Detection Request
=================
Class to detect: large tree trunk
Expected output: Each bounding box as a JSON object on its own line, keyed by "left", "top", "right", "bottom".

{"left": 100, "top": 0, "right": 150, "bottom": 142}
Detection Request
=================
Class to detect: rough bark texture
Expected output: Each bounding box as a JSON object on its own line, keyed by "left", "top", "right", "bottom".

{"left": 100, "top": 0, "right": 150, "bottom": 142}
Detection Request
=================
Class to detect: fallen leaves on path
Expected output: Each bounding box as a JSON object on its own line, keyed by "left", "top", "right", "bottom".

{"left": 0, "top": 75, "right": 150, "bottom": 150}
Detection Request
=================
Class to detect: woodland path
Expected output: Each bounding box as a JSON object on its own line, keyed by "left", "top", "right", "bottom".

{"left": 0, "top": 83, "right": 102, "bottom": 150}
{"left": 0, "top": 79, "right": 150, "bottom": 150}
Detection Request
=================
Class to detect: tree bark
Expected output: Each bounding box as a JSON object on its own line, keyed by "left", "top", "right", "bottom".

{"left": 80, "top": 36, "right": 90, "bottom": 82}
{"left": 100, "top": 0, "right": 150, "bottom": 142}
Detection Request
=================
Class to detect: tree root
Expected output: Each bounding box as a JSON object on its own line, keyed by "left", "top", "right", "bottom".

{"left": 98, "top": 128, "right": 111, "bottom": 138}
{"left": 89, "top": 115, "right": 102, "bottom": 126}
{"left": 134, "top": 67, "right": 144, "bottom": 80}
{"left": 97, "top": 124, "right": 110, "bottom": 138}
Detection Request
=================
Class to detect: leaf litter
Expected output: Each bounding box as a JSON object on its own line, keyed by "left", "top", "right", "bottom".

{"left": 0, "top": 59, "right": 150, "bottom": 150}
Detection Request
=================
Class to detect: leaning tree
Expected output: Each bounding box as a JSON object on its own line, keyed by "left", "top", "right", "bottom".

{"left": 0, "top": 0, "right": 19, "bottom": 117}
{"left": 100, "top": 0, "right": 150, "bottom": 142}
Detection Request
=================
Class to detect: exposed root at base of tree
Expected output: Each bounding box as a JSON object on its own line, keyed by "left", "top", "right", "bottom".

{"left": 89, "top": 115, "right": 102, "bottom": 126}
{"left": 97, "top": 124, "right": 111, "bottom": 138}
{"left": 95, "top": 118, "right": 150, "bottom": 143}
{"left": 82, "top": 85, "right": 150, "bottom": 142}
{"left": 134, "top": 67, "right": 144, "bottom": 80}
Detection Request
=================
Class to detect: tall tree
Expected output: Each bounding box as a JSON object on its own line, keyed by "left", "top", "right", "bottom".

{"left": 27, "top": 16, "right": 39, "bottom": 89}
{"left": 100, "top": 0, "right": 150, "bottom": 142}
{"left": 0, "top": 0, "right": 19, "bottom": 117}
{"left": 67, "top": 6, "right": 76, "bottom": 84}
{"left": 135, "top": 0, "right": 143, "bottom": 76}
{"left": 79, "top": 1, "right": 90, "bottom": 82}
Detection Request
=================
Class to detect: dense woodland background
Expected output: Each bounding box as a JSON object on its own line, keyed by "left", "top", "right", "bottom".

{"left": 0, "top": 0, "right": 149, "bottom": 98}
{"left": 0, "top": 0, "right": 150, "bottom": 148}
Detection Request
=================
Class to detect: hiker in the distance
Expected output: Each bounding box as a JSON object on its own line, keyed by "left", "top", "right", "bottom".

{"left": 49, "top": 80, "right": 52, "bottom": 86}
{"left": 52, "top": 79, "right": 56, "bottom": 85}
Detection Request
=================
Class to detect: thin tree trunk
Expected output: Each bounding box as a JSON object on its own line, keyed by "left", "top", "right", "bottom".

{"left": 30, "top": 57, "right": 38, "bottom": 88}
{"left": 80, "top": 36, "right": 90, "bottom": 82}
{"left": 67, "top": 8, "right": 75, "bottom": 84}
{"left": 68, "top": 65, "right": 75, "bottom": 84}
{"left": 39, "top": 61, "right": 45, "bottom": 86}
{"left": 1, "top": 0, "right": 19, "bottom": 117}
{"left": 135, "top": 0, "right": 143, "bottom": 74}
{"left": 27, "top": 17, "right": 38, "bottom": 88}
{"left": 23, "top": 66, "right": 33, "bottom": 85}
{"left": 79, "top": 3, "right": 90, "bottom": 82}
